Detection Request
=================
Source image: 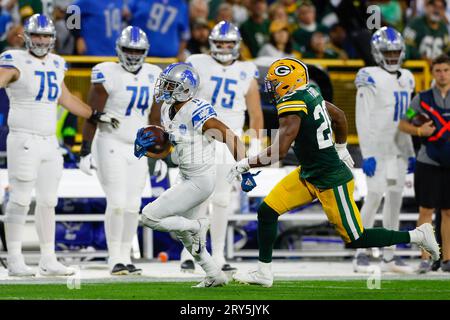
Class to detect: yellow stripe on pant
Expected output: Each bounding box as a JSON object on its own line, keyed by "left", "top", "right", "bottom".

{"left": 264, "top": 167, "right": 364, "bottom": 243}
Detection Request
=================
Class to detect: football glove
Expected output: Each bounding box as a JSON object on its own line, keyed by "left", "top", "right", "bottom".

{"left": 89, "top": 110, "right": 120, "bottom": 129}
{"left": 407, "top": 157, "right": 416, "bottom": 174}
{"left": 335, "top": 143, "right": 354, "bottom": 169}
{"left": 134, "top": 127, "right": 157, "bottom": 159}
{"left": 79, "top": 153, "right": 96, "bottom": 176}
{"left": 362, "top": 157, "right": 376, "bottom": 177}
{"left": 241, "top": 171, "right": 261, "bottom": 192}
{"left": 227, "top": 158, "right": 251, "bottom": 183}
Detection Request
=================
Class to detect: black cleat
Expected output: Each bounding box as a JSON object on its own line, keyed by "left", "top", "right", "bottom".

{"left": 111, "top": 263, "right": 129, "bottom": 275}
{"left": 181, "top": 260, "right": 195, "bottom": 273}
{"left": 127, "top": 264, "right": 143, "bottom": 275}
{"left": 431, "top": 260, "right": 441, "bottom": 271}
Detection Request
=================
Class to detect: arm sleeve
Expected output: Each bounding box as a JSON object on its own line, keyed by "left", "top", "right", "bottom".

{"left": 355, "top": 86, "right": 377, "bottom": 158}
{"left": 191, "top": 103, "right": 218, "bottom": 134}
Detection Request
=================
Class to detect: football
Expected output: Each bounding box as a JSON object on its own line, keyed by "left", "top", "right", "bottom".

{"left": 142, "top": 125, "right": 171, "bottom": 159}
{"left": 411, "top": 112, "right": 431, "bottom": 127}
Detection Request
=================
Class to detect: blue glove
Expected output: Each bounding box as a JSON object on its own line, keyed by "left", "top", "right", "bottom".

{"left": 407, "top": 157, "right": 416, "bottom": 174}
{"left": 241, "top": 171, "right": 261, "bottom": 192}
{"left": 362, "top": 157, "right": 376, "bottom": 177}
{"left": 134, "top": 128, "right": 156, "bottom": 159}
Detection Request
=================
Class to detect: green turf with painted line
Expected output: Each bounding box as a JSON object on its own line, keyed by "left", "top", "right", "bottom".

{"left": 1, "top": 280, "right": 450, "bottom": 300}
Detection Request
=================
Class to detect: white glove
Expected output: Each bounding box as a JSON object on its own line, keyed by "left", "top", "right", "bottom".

{"left": 247, "top": 138, "right": 262, "bottom": 158}
{"left": 153, "top": 159, "right": 168, "bottom": 183}
{"left": 227, "top": 158, "right": 250, "bottom": 183}
{"left": 335, "top": 142, "right": 354, "bottom": 169}
{"left": 79, "top": 154, "right": 96, "bottom": 176}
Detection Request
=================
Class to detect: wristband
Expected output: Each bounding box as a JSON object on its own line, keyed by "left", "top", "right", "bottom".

{"left": 80, "top": 140, "right": 92, "bottom": 157}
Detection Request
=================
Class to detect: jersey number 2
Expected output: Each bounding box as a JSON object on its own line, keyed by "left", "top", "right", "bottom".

{"left": 126, "top": 86, "right": 150, "bottom": 116}
{"left": 35, "top": 71, "right": 58, "bottom": 102}
{"left": 314, "top": 101, "right": 333, "bottom": 149}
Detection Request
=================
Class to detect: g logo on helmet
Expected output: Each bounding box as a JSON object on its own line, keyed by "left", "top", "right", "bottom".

{"left": 274, "top": 65, "right": 291, "bottom": 77}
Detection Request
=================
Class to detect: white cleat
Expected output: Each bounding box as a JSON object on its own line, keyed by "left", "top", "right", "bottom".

{"left": 233, "top": 270, "right": 273, "bottom": 288}
{"left": 381, "top": 257, "right": 414, "bottom": 274}
{"left": 192, "top": 271, "right": 229, "bottom": 288}
{"left": 39, "top": 257, "right": 76, "bottom": 276}
{"left": 7, "top": 256, "right": 36, "bottom": 277}
{"left": 413, "top": 223, "right": 441, "bottom": 261}
{"left": 190, "top": 218, "right": 209, "bottom": 255}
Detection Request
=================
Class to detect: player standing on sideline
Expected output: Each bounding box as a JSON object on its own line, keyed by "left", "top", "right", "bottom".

{"left": 79, "top": 26, "right": 162, "bottom": 276}
{"left": 0, "top": 14, "right": 119, "bottom": 276}
{"left": 179, "top": 21, "right": 264, "bottom": 274}
{"left": 229, "top": 57, "right": 440, "bottom": 287}
{"left": 353, "top": 27, "right": 416, "bottom": 274}
{"left": 135, "top": 62, "right": 254, "bottom": 287}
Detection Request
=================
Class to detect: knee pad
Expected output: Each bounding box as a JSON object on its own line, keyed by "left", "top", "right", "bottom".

{"left": 257, "top": 202, "right": 279, "bottom": 223}
{"left": 4, "top": 202, "right": 29, "bottom": 225}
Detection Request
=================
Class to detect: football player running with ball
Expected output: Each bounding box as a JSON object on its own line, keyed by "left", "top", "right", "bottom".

{"left": 180, "top": 21, "right": 264, "bottom": 274}
{"left": 229, "top": 57, "right": 440, "bottom": 287}
{"left": 353, "top": 27, "right": 416, "bottom": 274}
{"left": 134, "top": 63, "right": 252, "bottom": 287}
{"left": 0, "top": 14, "right": 119, "bottom": 277}
{"left": 80, "top": 26, "right": 162, "bottom": 276}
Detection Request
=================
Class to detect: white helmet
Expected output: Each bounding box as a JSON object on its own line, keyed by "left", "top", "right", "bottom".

{"left": 371, "top": 26, "right": 405, "bottom": 73}
{"left": 116, "top": 26, "right": 149, "bottom": 73}
{"left": 209, "top": 21, "right": 241, "bottom": 63}
{"left": 155, "top": 63, "right": 200, "bottom": 104}
{"left": 24, "top": 14, "right": 56, "bottom": 57}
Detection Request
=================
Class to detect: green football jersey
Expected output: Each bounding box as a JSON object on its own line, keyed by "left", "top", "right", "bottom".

{"left": 275, "top": 85, "right": 353, "bottom": 189}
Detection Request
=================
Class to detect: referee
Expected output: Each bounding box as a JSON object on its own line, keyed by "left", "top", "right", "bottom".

{"left": 399, "top": 54, "right": 450, "bottom": 273}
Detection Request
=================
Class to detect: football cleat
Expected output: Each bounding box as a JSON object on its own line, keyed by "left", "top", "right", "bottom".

{"left": 180, "top": 259, "right": 195, "bottom": 273}
{"left": 7, "top": 256, "right": 36, "bottom": 277}
{"left": 381, "top": 257, "right": 414, "bottom": 274}
{"left": 111, "top": 263, "right": 129, "bottom": 276}
{"left": 431, "top": 259, "right": 441, "bottom": 271}
{"left": 352, "top": 253, "right": 371, "bottom": 273}
{"left": 441, "top": 260, "right": 450, "bottom": 272}
{"left": 417, "top": 259, "right": 432, "bottom": 274}
{"left": 126, "top": 264, "right": 142, "bottom": 275}
{"left": 192, "top": 271, "right": 228, "bottom": 288}
{"left": 233, "top": 269, "right": 273, "bottom": 288}
{"left": 39, "top": 257, "right": 75, "bottom": 276}
{"left": 190, "top": 218, "right": 209, "bottom": 256}
{"left": 222, "top": 263, "right": 237, "bottom": 273}
{"left": 413, "top": 223, "right": 441, "bottom": 261}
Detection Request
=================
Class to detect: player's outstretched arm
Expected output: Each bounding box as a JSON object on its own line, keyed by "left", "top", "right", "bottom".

{"left": 202, "top": 117, "right": 246, "bottom": 162}
{"left": 0, "top": 67, "right": 19, "bottom": 88}
{"left": 58, "top": 82, "right": 94, "bottom": 119}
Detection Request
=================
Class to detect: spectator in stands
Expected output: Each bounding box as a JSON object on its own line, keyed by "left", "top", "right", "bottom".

{"left": 4, "top": 24, "right": 23, "bottom": 49}
{"left": 377, "top": 0, "right": 407, "bottom": 31}
{"left": 128, "top": 0, "right": 190, "bottom": 60}
{"left": 277, "top": 0, "right": 298, "bottom": 27}
{"left": 240, "top": 0, "right": 270, "bottom": 58}
{"left": 404, "top": 0, "right": 450, "bottom": 64}
{"left": 257, "top": 20, "right": 300, "bottom": 59}
{"left": 211, "top": 2, "right": 234, "bottom": 27}
{"left": 227, "top": 0, "right": 249, "bottom": 27}
{"left": 0, "top": 6, "right": 13, "bottom": 52}
{"left": 53, "top": 0, "right": 74, "bottom": 55}
{"left": 189, "top": 0, "right": 209, "bottom": 23}
{"left": 268, "top": 2, "right": 293, "bottom": 32}
{"left": 185, "top": 18, "right": 210, "bottom": 57}
{"left": 328, "top": 23, "right": 352, "bottom": 59}
{"left": 399, "top": 54, "right": 450, "bottom": 273}
{"left": 302, "top": 31, "right": 340, "bottom": 59}
{"left": 16, "top": 0, "right": 43, "bottom": 21}
{"left": 292, "top": 0, "right": 328, "bottom": 54}
{"left": 71, "top": 0, "right": 124, "bottom": 56}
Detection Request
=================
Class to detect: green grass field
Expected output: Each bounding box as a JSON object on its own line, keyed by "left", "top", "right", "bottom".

{"left": 1, "top": 280, "right": 450, "bottom": 300}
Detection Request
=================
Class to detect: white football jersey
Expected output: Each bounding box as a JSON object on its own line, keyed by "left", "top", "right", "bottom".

{"left": 0, "top": 49, "right": 66, "bottom": 136}
{"left": 91, "top": 62, "right": 162, "bottom": 144}
{"left": 161, "top": 97, "right": 217, "bottom": 177}
{"left": 186, "top": 54, "right": 259, "bottom": 133}
{"left": 355, "top": 66, "right": 415, "bottom": 158}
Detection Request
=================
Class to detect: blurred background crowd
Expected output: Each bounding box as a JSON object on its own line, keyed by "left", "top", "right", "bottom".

{"left": 0, "top": 0, "right": 449, "bottom": 66}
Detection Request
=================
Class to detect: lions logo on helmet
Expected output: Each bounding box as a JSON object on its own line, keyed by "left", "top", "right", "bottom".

{"left": 265, "top": 58, "right": 309, "bottom": 104}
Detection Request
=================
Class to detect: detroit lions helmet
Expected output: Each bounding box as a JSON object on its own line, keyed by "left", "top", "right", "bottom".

{"left": 116, "top": 26, "right": 149, "bottom": 73}
{"left": 23, "top": 14, "right": 56, "bottom": 57}
{"left": 371, "top": 26, "right": 405, "bottom": 73}
{"left": 155, "top": 63, "right": 200, "bottom": 104}
{"left": 209, "top": 21, "right": 241, "bottom": 63}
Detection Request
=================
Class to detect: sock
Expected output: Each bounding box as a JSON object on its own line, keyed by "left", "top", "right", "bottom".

{"left": 383, "top": 247, "right": 395, "bottom": 261}
{"left": 355, "top": 248, "right": 367, "bottom": 256}
{"left": 210, "top": 203, "right": 228, "bottom": 264}
{"left": 121, "top": 211, "right": 139, "bottom": 265}
{"left": 347, "top": 228, "right": 410, "bottom": 248}
{"left": 35, "top": 205, "right": 56, "bottom": 258}
{"left": 257, "top": 202, "right": 279, "bottom": 263}
{"left": 105, "top": 206, "right": 124, "bottom": 266}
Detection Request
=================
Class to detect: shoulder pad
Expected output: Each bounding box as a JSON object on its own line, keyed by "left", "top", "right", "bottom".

{"left": 355, "top": 68, "right": 376, "bottom": 88}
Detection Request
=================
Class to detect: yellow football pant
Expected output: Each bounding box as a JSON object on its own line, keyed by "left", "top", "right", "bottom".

{"left": 264, "top": 167, "right": 364, "bottom": 243}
